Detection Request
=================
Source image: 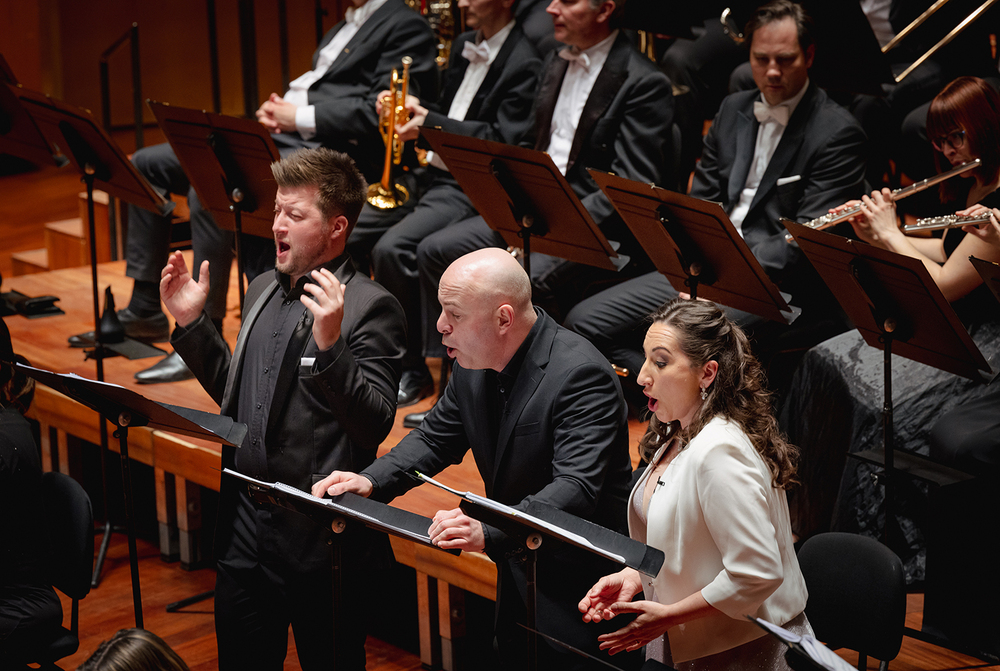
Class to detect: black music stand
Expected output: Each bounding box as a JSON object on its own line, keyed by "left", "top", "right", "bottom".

{"left": 415, "top": 473, "right": 664, "bottom": 671}
{"left": 421, "top": 128, "right": 628, "bottom": 279}
{"left": 0, "top": 83, "right": 66, "bottom": 168}
{"left": 224, "top": 469, "right": 460, "bottom": 671}
{"left": 9, "top": 82, "right": 177, "bottom": 586}
{"left": 591, "top": 169, "right": 799, "bottom": 324}
{"left": 148, "top": 101, "right": 280, "bottom": 313}
{"left": 783, "top": 221, "right": 993, "bottom": 546}
{"left": 19, "top": 364, "right": 248, "bottom": 629}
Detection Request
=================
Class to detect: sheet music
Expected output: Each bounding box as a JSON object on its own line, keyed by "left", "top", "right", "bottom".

{"left": 414, "top": 471, "right": 626, "bottom": 564}
{"left": 752, "top": 617, "right": 854, "bottom": 671}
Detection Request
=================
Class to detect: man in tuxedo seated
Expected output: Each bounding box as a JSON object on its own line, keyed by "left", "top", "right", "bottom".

{"left": 564, "top": 0, "right": 867, "bottom": 409}
{"left": 348, "top": 0, "right": 542, "bottom": 408}
{"left": 97, "top": 0, "right": 437, "bottom": 385}
{"left": 160, "top": 148, "right": 405, "bottom": 670}
{"left": 314, "top": 248, "right": 635, "bottom": 671}
{"left": 409, "top": 0, "right": 673, "bottom": 417}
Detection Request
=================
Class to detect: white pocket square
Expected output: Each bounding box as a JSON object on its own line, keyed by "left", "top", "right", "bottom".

{"left": 776, "top": 175, "right": 802, "bottom": 186}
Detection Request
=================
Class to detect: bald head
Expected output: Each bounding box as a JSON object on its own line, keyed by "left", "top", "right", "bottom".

{"left": 443, "top": 248, "right": 533, "bottom": 317}
{"left": 437, "top": 249, "right": 537, "bottom": 371}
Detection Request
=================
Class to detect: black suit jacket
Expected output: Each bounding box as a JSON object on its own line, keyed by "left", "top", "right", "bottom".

{"left": 422, "top": 25, "right": 541, "bottom": 147}
{"left": 173, "top": 255, "right": 405, "bottom": 573}
{"left": 363, "top": 310, "right": 633, "bottom": 662}
{"left": 306, "top": 0, "right": 439, "bottom": 175}
{"left": 690, "top": 82, "right": 867, "bottom": 299}
{"left": 528, "top": 31, "right": 674, "bottom": 232}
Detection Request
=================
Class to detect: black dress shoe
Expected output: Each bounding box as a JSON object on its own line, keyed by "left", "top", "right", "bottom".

{"left": 69, "top": 308, "right": 170, "bottom": 347}
{"left": 402, "top": 409, "right": 429, "bottom": 429}
{"left": 397, "top": 368, "right": 434, "bottom": 407}
{"left": 135, "top": 351, "right": 194, "bottom": 384}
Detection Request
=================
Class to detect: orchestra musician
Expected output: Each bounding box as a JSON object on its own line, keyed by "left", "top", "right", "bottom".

{"left": 409, "top": 0, "right": 676, "bottom": 406}
{"left": 781, "top": 76, "right": 1000, "bottom": 551}
{"left": 563, "top": 0, "right": 867, "bottom": 410}
{"left": 347, "top": 0, "right": 543, "bottom": 408}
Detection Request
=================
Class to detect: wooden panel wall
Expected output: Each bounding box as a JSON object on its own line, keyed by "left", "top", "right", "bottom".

{"left": 3, "top": 0, "right": 350, "bottom": 127}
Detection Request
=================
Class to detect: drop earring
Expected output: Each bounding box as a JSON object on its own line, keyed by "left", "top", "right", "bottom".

{"left": 700, "top": 387, "right": 708, "bottom": 400}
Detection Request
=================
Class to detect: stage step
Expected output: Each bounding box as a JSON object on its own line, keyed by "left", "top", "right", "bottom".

{"left": 10, "top": 248, "right": 48, "bottom": 275}
{"left": 76, "top": 189, "right": 112, "bottom": 262}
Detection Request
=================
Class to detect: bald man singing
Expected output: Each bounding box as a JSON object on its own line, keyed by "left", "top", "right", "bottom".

{"left": 313, "top": 248, "right": 633, "bottom": 670}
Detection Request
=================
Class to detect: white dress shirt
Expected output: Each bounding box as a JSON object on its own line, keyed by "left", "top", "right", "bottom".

{"left": 427, "top": 20, "right": 515, "bottom": 171}
{"left": 861, "top": 0, "right": 894, "bottom": 48}
{"left": 729, "top": 78, "right": 809, "bottom": 235}
{"left": 284, "top": 0, "right": 389, "bottom": 140}
{"left": 547, "top": 30, "right": 618, "bottom": 176}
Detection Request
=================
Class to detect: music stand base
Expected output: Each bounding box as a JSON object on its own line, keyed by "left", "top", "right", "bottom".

{"left": 166, "top": 590, "right": 215, "bottom": 613}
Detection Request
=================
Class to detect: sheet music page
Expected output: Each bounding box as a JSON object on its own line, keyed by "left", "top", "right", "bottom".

{"left": 22, "top": 365, "right": 128, "bottom": 390}
{"left": 752, "top": 618, "right": 854, "bottom": 671}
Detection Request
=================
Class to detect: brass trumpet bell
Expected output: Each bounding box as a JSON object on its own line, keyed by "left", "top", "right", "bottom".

{"left": 366, "top": 181, "right": 410, "bottom": 210}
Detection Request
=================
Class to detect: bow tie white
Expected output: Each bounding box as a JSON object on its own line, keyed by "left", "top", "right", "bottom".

{"left": 753, "top": 101, "right": 790, "bottom": 126}
{"left": 559, "top": 47, "right": 591, "bottom": 72}
{"left": 462, "top": 40, "right": 491, "bottom": 64}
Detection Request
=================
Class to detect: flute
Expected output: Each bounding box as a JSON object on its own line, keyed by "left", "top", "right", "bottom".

{"left": 783, "top": 158, "right": 981, "bottom": 243}
{"left": 902, "top": 211, "right": 993, "bottom": 233}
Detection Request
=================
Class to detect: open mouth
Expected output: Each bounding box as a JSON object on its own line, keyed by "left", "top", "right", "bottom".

{"left": 277, "top": 241, "right": 290, "bottom": 256}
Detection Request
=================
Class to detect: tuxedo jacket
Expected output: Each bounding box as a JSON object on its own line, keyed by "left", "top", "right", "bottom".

{"left": 528, "top": 31, "right": 674, "bottom": 232}
{"left": 422, "top": 26, "right": 541, "bottom": 148}
{"left": 306, "top": 0, "right": 439, "bottom": 175}
{"left": 363, "top": 310, "right": 633, "bottom": 658}
{"left": 690, "top": 82, "right": 866, "bottom": 297}
{"left": 173, "top": 255, "right": 405, "bottom": 573}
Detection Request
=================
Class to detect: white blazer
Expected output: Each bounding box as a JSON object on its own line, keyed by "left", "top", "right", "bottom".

{"left": 630, "top": 416, "right": 807, "bottom": 663}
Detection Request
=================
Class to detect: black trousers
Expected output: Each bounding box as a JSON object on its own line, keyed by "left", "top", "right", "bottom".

{"left": 563, "top": 272, "right": 770, "bottom": 407}
{"left": 356, "top": 178, "right": 475, "bottom": 369}
{"left": 214, "top": 499, "right": 369, "bottom": 671}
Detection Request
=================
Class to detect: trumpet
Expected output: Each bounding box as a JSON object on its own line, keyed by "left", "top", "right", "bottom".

{"left": 783, "top": 159, "right": 981, "bottom": 243}
{"left": 903, "top": 211, "right": 993, "bottom": 233}
{"left": 367, "top": 56, "right": 413, "bottom": 210}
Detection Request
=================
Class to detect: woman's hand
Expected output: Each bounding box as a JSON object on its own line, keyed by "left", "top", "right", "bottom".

{"left": 579, "top": 568, "right": 643, "bottom": 623}
{"left": 849, "top": 188, "right": 899, "bottom": 245}
{"left": 959, "top": 206, "right": 1000, "bottom": 249}
{"left": 595, "top": 600, "right": 674, "bottom": 655}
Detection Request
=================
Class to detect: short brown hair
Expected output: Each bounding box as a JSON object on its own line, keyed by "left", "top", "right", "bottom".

{"left": 927, "top": 76, "right": 1000, "bottom": 203}
{"left": 270, "top": 148, "right": 367, "bottom": 231}
{"left": 745, "top": 0, "right": 814, "bottom": 53}
{"left": 638, "top": 299, "right": 798, "bottom": 489}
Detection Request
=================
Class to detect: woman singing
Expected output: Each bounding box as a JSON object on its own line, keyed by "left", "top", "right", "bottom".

{"left": 579, "top": 299, "right": 809, "bottom": 670}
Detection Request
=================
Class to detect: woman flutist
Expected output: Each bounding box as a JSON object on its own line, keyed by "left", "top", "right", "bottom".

{"left": 781, "top": 76, "right": 1000, "bottom": 575}
{"left": 839, "top": 76, "right": 1000, "bottom": 301}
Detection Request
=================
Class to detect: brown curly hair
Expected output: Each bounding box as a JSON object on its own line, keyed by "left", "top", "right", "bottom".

{"left": 637, "top": 299, "right": 798, "bottom": 488}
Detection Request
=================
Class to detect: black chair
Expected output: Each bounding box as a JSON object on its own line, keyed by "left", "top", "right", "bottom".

{"left": 30, "top": 471, "right": 95, "bottom": 668}
{"left": 797, "top": 532, "right": 905, "bottom": 671}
